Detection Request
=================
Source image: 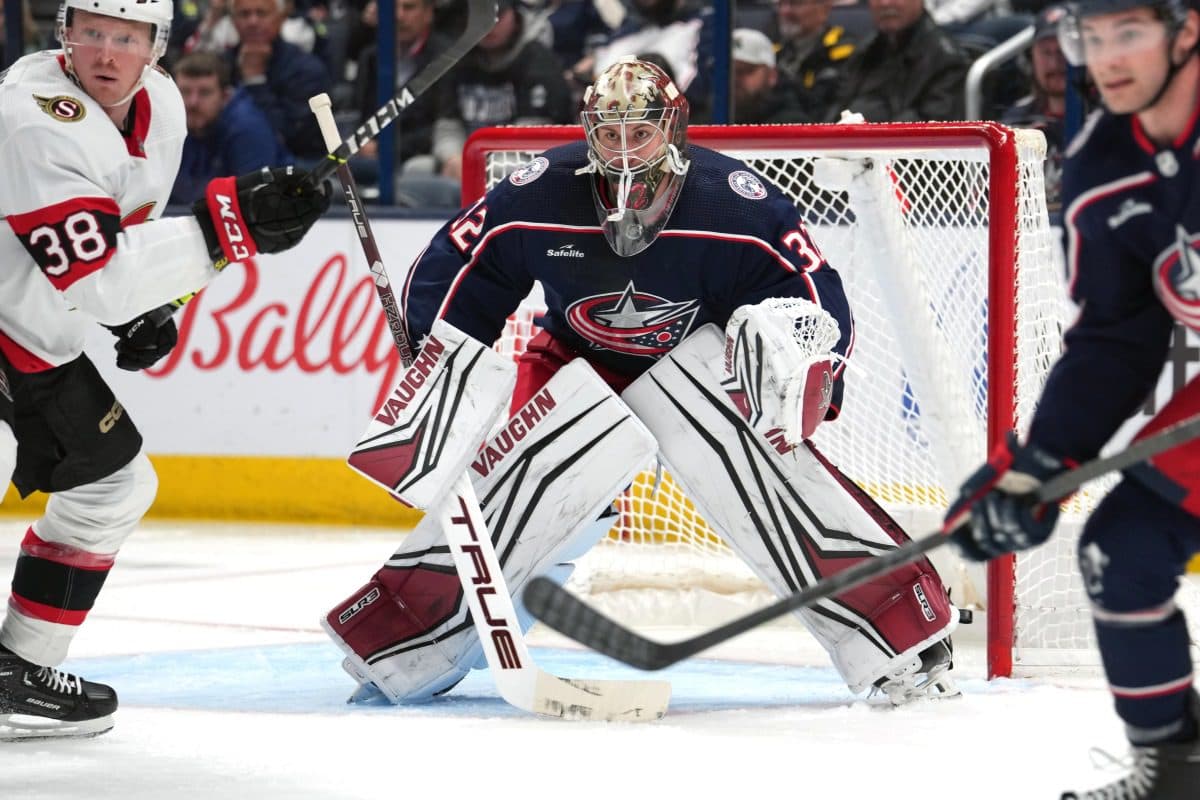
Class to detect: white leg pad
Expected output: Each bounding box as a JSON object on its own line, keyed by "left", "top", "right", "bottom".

{"left": 623, "top": 326, "right": 957, "bottom": 693}
{"left": 324, "top": 359, "right": 659, "bottom": 702}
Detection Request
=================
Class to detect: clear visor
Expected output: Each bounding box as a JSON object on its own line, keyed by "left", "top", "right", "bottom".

{"left": 1058, "top": 10, "right": 1171, "bottom": 66}
{"left": 582, "top": 110, "right": 676, "bottom": 176}
{"left": 64, "top": 24, "right": 156, "bottom": 56}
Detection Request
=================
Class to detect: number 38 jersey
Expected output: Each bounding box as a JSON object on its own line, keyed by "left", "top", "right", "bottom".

{"left": 0, "top": 51, "right": 218, "bottom": 372}
{"left": 403, "top": 141, "right": 855, "bottom": 416}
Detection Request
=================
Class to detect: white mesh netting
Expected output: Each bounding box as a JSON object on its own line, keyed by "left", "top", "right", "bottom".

{"left": 472, "top": 123, "right": 1196, "bottom": 675}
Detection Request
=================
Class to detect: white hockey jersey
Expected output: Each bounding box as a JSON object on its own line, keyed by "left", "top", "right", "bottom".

{"left": 0, "top": 51, "right": 218, "bottom": 372}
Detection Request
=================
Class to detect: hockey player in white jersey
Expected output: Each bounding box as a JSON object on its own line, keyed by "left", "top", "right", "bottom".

{"left": 324, "top": 57, "right": 960, "bottom": 710}
{"left": 0, "top": 0, "right": 330, "bottom": 740}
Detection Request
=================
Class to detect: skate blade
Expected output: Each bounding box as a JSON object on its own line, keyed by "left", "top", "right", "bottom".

{"left": 0, "top": 712, "right": 114, "bottom": 742}
{"left": 873, "top": 673, "right": 962, "bottom": 707}
{"left": 346, "top": 681, "right": 389, "bottom": 705}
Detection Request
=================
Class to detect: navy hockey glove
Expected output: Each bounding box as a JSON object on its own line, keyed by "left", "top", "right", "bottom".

{"left": 106, "top": 309, "right": 178, "bottom": 371}
{"left": 193, "top": 166, "right": 332, "bottom": 267}
{"left": 945, "top": 432, "right": 1068, "bottom": 562}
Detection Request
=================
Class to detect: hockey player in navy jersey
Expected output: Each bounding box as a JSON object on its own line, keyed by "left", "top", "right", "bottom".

{"left": 946, "top": 0, "right": 1200, "bottom": 796}
{"left": 324, "top": 56, "right": 962, "bottom": 710}
{"left": 0, "top": 0, "right": 330, "bottom": 740}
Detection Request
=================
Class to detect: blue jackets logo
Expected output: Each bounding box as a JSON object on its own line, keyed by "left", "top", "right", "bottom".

{"left": 509, "top": 157, "right": 549, "bottom": 186}
{"left": 566, "top": 282, "right": 699, "bottom": 357}
{"left": 1154, "top": 226, "right": 1200, "bottom": 331}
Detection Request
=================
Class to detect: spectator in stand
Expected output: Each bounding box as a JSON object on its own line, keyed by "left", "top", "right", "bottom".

{"left": 188, "top": 0, "right": 324, "bottom": 55}
{"left": 773, "top": 0, "right": 856, "bottom": 122}
{"left": 927, "top": 0, "right": 1034, "bottom": 53}
{"left": 433, "top": 0, "right": 573, "bottom": 182}
{"left": 164, "top": 0, "right": 203, "bottom": 68}
{"left": 826, "top": 0, "right": 969, "bottom": 121}
{"left": 226, "top": 0, "right": 333, "bottom": 163}
{"left": 730, "top": 28, "right": 810, "bottom": 123}
{"left": 584, "top": 0, "right": 715, "bottom": 118}
{"left": 549, "top": 0, "right": 626, "bottom": 89}
{"left": 1001, "top": 5, "right": 1067, "bottom": 212}
{"left": 0, "top": 0, "right": 45, "bottom": 66}
{"left": 354, "top": 0, "right": 445, "bottom": 161}
{"left": 170, "top": 52, "right": 292, "bottom": 204}
{"left": 354, "top": 0, "right": 462, "bottom": 206}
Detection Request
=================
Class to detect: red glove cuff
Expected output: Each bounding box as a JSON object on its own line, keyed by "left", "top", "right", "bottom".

{"left": 204, "top": 176, "right": 258, "bottom": 263}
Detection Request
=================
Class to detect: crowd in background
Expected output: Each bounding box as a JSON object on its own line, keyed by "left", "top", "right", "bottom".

{"left": 5, "top": 0, "right": 1072, "bottom": 209}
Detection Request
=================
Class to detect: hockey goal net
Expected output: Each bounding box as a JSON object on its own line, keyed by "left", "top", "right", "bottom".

{"left": 460, "top": 122, "right": 1133, "bottom": 679}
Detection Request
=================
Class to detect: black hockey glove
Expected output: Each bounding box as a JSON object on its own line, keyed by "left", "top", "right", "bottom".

{"left": 945, "top": 432, "right": 1068, "bottom": 562}
{"left": 106, "top": 307, "right": 179, "bottom": 371}
{"left": 193, "top": 166, "right": 332, "bottom": 268}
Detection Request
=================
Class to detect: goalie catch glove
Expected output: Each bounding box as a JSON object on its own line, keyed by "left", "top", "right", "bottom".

{"left": 105, "top": 309, "right": 178, "bottom": 371}
{"left": 724, "top": 298, "right": 840, "bottom": 446}
{"left": 193, "top": 166, "right": 332, "bottom": 268}
{"left": 945, "top": 432, "right": 1069, "bottom": 562}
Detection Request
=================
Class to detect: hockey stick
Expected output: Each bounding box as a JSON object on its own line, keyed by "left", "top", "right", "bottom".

{"left": 523, "top": 413, "right": 1200, "bottom": 671}
{"left": 309, "top": 95, "right": 670, "bottom": 721}
{"left": 307, "top": 0, "right": 496, "bottom": 187}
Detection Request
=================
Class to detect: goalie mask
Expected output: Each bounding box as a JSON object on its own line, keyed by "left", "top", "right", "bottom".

{"left": 579, "top": 56, "right": 691, "bottom": 258}
{"left": 57, "top": 0, "right": 172, "bottom": 107}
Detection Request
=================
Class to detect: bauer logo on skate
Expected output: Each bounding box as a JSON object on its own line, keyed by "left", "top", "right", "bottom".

{"left": 471, "top": 388, "right": 557, "bottom": 477}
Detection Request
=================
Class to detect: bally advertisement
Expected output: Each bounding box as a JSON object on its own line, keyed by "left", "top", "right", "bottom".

{"left": 2, "top": 215, "right": 445, "bottom": 527}
{"left": 2, "top": 214, "right": 1198, "bottom": 532}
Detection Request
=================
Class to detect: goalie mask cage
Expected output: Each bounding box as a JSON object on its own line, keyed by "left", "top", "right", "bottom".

{"left": 461, "top": 122, "right": 1172, "bottom": 680}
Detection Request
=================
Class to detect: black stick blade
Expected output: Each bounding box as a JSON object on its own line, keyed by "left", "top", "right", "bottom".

{"left": 523, "top": 577, "right": 674, "bottom": 670}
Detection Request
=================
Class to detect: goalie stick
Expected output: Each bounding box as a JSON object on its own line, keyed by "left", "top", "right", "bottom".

{"left": 307, "top": 0, "right": 496, "bottom": 187}
{"left": 523, "top": 412, "right": 1200, "bottom": 671}
{"left": 309, "top": 95, "right": 670, "bottom": 721}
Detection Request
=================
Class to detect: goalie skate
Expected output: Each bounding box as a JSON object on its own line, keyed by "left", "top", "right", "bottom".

{"left": 0, "top": 646, "right": 117, "bottom": 741}
{"left": 870, "top": 639, "right": 960, "bottom": 706}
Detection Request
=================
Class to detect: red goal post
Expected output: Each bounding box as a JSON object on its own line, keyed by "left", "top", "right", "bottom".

{"left": 460, "top": 122, "right": 1096, "bottom": 679}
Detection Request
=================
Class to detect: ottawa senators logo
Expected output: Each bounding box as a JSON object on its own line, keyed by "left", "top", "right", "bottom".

{"left": 34, "top": 94, "right": 86, "bottom": 122}
{"left": 566, "top": 282, "right": 699, "bottom": 357}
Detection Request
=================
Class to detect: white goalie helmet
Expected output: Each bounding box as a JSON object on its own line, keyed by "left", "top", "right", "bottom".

{"left": 57, "top": 0, "right": 173, "bottom": 97}
{"left": 579, "top": 56, "right": 691, "bottom": 257}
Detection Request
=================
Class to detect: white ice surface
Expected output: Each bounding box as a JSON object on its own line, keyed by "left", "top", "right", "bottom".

{"left": 0, "top": 520, "right": 1139, "bottom": 800}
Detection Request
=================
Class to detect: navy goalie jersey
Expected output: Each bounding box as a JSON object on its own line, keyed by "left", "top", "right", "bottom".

{"left": 402, "top": 141, "right": 855, "bottom": 416}
{"left": 1028, "top": 107, "right": 1200, "bottom": 463}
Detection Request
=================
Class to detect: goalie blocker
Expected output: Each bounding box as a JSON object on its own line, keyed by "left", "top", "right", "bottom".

{"left": 623, "top": 317, "right": 960, "bottom": 700}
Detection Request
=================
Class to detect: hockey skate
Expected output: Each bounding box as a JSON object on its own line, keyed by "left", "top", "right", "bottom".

{"left": 870, "top": 638, "right": 960, "bottom": 705}
{"left": 0, "top": 646, "right": 117, "bottom": 741}
{"left": 1062, "top": 693, "right": 1200, "bottom": 799}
